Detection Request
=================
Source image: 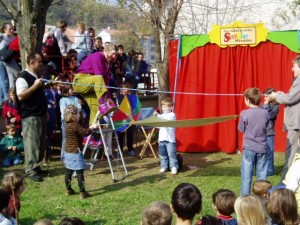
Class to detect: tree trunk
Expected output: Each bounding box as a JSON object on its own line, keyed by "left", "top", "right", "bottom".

{"left": 2, "top": 0, "right": 54, "bottom": 69}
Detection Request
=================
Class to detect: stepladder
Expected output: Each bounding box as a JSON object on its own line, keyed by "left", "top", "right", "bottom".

{"left": 82, "top": 110, "right": 129, "bottom": 182}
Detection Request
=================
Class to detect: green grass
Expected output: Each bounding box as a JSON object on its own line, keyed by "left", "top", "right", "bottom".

{"left": 0, "top": 150, "right": 285, "bottom": 225}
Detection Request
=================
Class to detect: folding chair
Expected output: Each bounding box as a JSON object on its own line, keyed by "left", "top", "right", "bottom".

{"left": 138, "top": 107, "right": 157, "bottom": 159}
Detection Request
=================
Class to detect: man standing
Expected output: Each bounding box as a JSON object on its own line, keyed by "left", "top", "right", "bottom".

{"left": 16, "top": 52, "right": 48, "bottom": 182}
{"left": 269, "top": 55, "right": 300, "bottom": 182}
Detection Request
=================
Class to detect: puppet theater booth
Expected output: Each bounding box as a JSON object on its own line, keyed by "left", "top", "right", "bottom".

{"left": 169, "top": 21, "right": 300, "bottom": 153}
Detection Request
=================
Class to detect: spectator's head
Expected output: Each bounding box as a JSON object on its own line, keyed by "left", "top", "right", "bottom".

{"left": 2, "top": 170, "right": 25, "bottom": 195}
{"left": 5, "top": 124, "right": 17, "bottom": 137}
{"left": 26, "top": 52, "right": 43, "bottom": 73}
{"left": 244, "top": 87, "right": 261, "bottom": 107}
{"left": 212, "top": 189, "right": 237, "bottom": 216}
{"left": 120, "top": 82, "right": 131, "bottom": 95}
{"left": 60, "top": 84, "right": 73, "bottom": 97}
{"left": 161, "top": 98, "right": 173, "bottom": 114}
{"left": 267, "top": 188, "right": 298, "bottom": 225}
{"left": 64, "top": 105, "right": 79, "bottom": 123}
{"left": 59, "top": 217, "right": 85, "bottom": 225}
{"left": 94, "top": 37, "right": 103, "bottom": 50}
{"left": 0, "top": 189, "right": 10, "bottom": 213}
{"left": 117, "top": 45, "right": 125, "bottom": 55}
{"left": 76, "top": 22, "right": 85, "bottom": 34}
{"left": 33, "top": 219, "right": 54, "bottom": 225}
{"left": 142, "top": 201, "right": 172, "bottom": 225}
{"left": 292, "top": 55, "right": 300, "bottom": 78}
{"left": 1, "top": 22, "right": 14, "bottom": 36}
{"left": 252, "top": 180, "right": 272, "bottom": 198}
{"left": 171, "top": 183, "right": 202, "bottom": 221}
{"left": 57, "top": 21, "right": 67, "bottom": 32}
{"left": 9, "top": 87, "right": 17, "bottom": 102}
{"left": 88, "top": 27, "right": 95, "bottom": 38}
{"left": 234, "top": 195, "right": 269, "bottom": 225}
{"left": 263, "top": 87, "right": 277, "bottom": 104}
{"left": 137, "top": 52, "right": 144, "bottom": 61}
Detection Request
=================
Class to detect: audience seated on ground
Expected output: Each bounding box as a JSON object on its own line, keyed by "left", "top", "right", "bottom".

{"left": 171, "top": 183, "right": 202, "bottom": 225}
{"left": 267, "top": 188, "right": 299, "bottom": 225}
{"left": 252, "top": 180, "right": 272, "bottom": 206}
{"left": 234, "top": 195, "right": 269, "bottom": 225}
{"left": 142, "top": 201, "right": 172, "bottom": 225}
{"left": 59, "top": 217, "right": 85, "bottom": 225}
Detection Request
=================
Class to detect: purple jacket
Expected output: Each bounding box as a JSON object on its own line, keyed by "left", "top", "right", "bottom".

{"left": 238, "top": 107, "right": 269, "bottom": 153}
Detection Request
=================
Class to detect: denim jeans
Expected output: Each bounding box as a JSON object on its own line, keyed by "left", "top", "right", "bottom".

{"left": 267, "top": 135, "right": 275, "bottom": 176}
{"left": 3, "top": 155, "right": 21, "bottom": 167}
{"left": 240, "top": 148, "right": 267, "bottom": 195}
{"left": 159, "top": 141, "right": 178, "bottom": 170}
{"left": 61, "top": 121, "right": 66, "bottom": 160}
{"left": 0, "top": 61, "right": 8, "bottom": 104}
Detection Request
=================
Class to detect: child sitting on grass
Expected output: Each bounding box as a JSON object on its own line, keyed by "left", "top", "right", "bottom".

{"left": 0, "top": 124, "right": 24, "bottom": 167}
{"left": 171, "top": 183, "right": 202, "bottom": 225}
{"left": 252, "top": 180, "right": 272, "bottom": 206}
{"left": 0, "top": 189, "right": 16, "bottom": 225}
{"left": 142, "top": 201, "right": 172, "bottom": 225}
{"left": 2, "top": 171, "right": 25, "bottom": 219}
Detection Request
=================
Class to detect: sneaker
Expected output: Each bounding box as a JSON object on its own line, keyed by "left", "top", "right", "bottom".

{"left": 159, "top": 168, "right": 167, "bottom": 173}
{"left": 128, "top": 150, "right": 136, "bottom": 156}
{"left": 80, "top": 191, "right": 91, "bottom": 199}
{"left": 171, "top": 167, "right": 178, "bottom": 175}
{"left": 66, "top": 188, "right": 76, "bottom": 196}
{"left": 99, "top": 98, "right": 117, "bottom": 116}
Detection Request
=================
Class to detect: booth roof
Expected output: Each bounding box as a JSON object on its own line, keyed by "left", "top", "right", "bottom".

{"left": 180, "top": 30, "right": 300, "bottom": 57}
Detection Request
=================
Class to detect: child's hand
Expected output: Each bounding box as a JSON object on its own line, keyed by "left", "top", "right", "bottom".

{"left": 7, "top": 112, "right": 11, "bottom": 117}
{"left": 89, "top": 123, "right": 99, "bottom": 130}
{"left": 7, "top": 146, "right": 12, "bottom": 150}
{"left": 12, "top": 146, "right": 17, "bottom": 151}
{"left": 10, "top": 117, "right": 16, "bottom": 123}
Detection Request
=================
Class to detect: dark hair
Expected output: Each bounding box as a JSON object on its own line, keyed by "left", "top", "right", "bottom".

{"left": 57, "top": 21, "right": 67, "bottom": 29}
{"left": 171, "top": 183, "right": 202, "bottom": 220}
{"left": 117, "top": 45, "right": 124, "bottom": 50}
{"left": 264, "top": 87, "right": 276, "bottom": 95}
{"left": 60, "top": 84, "right": 73, "bottom": 97}
{"left": 59, "top": 217, "right": 85, "bottom": 225}
{"left": 244, "top": 87, "right": 262, "bottom": 106}
{"left": 88, "top": 27, "right": 95, "bottom": 34}
{"left": 212, "top": 189, "right": 237, "bottom": 216}
{"left": 1, "top": 22, "right": 12, "bottom": 33}
{"left": 0, "top": 189, "right": 10, "bottom": 211}
{"left": 95, "top": 36, "right": 102, "bottom": 42}
{"left": 26, "top": 52, "right": 41, "bottom": 65}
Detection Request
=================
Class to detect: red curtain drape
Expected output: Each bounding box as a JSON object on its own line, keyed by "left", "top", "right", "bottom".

{"left": 169, "top": 40, "right": 298, "bottom": 153}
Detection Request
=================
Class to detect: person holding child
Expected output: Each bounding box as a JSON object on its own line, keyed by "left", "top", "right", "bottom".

{"left": 238, "top": 88, "right": 269, "bottom": 195}
{"left": 63, "top": 105, "right": 98, "bottom": 199}
{"left": 155, "top": 98, "right": 179, "bottom": 175}
{"left": 0, "top": 125, "right": 23, "bottom": 167}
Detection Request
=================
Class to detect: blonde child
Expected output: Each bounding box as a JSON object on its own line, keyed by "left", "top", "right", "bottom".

{"left": 252, "top": 180, "right": 272, "bottom": 206}
{"left": 63, "top": 105, "right": 97, "bottom": 199}
{"left": 155, "top": 98, "right": 178, "bottom": 175}
{"left": 267, "top": 189, "right": 299, "bottom": 225}
{"left": 33, "top": 219, "right": 54, "bottom": 225}
{"left": 2, "top": 171, "right": 25, "bottom": 219}
{"left": 142, "top": 201, "right": 172, "bottom": 225}
{"left": 234, "top": 195, "right": 270, "bottom": 225}
{"left": 0, "top": 124, "right": 23, "bottom": 167}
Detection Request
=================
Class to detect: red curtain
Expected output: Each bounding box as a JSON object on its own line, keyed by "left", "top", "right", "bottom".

{"left": 169, "top": 40, "right": 298, "bottom": 153}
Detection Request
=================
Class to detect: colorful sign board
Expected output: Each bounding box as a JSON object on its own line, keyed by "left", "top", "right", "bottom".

{"left": 209, "top": 21, "right": 268, "bottom": 48}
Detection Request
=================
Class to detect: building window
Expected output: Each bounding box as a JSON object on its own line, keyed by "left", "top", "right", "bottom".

{"left": 150, "top": 55, "right": 155, "bottom": 60}
{"left": 150, "top": 47, "right": 155, "bottom": 52}
{"left": 150, "top": 39, "right": 155, "bottom": 44}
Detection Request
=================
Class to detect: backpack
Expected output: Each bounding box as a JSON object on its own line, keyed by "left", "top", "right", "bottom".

{"left": 42, "top": 32, "right": 60, "bottom": 56}
{"left": 0, "top": 45, "right": 13, "bottom": 62}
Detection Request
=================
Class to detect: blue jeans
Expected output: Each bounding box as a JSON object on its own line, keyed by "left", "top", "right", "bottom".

{"left": 240, "top": 148, "right": 267, "bottom": 195}
{"left": 0, "top": 61, "right": 8, "bottom": 104}
{"left": 61, "top": 121, "right": 66, "bottom": 161}
{"left": 159, "top": 141, "right": 178, "bottom": 170}
{"left": 267, "top": 135, "right": 275, "bottom": 176}
{"left": 3, "top": 155, "right": 21, "bottom": 167}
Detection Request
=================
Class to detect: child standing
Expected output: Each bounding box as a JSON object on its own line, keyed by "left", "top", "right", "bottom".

{"left": 2, "top": 171, "right": 25, "bottom": 219}
{"left": 2, "top": 88, "right": 21, "bottom": 135}
{"left": 0, "top": 125, "right": 23, "bottom": 167}
{"left": 238, "top": 88, "right": 269, "bottom": 195}
{"left": 117, "top": 83, "right": 136, "bottom": 156}
{"left": 261, "top": 87, "right": 279, "bottom": 176}
{"left": 63, "top": 105, "right": 97, "bottom": 199}
{"left": 59, "top": 84, "right": 82, "bottom": 160}
{"left": 156, "top": 98, "right": 178, "bottom": 175}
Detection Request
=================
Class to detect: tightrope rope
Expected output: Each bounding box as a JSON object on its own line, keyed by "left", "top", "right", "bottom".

{"left": 42, "top": 78, "right": 244, "bottom": 96}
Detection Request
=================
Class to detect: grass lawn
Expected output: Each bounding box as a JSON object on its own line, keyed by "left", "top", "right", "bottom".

{"left": 0, "top": 147, "right": 285, "bottom": 225}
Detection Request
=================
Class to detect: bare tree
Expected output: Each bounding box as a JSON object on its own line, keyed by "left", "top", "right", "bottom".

{"left": 0, "top": 0, "right": 63, "bottom": 68}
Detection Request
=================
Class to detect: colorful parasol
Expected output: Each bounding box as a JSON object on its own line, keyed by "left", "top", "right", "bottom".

{"left": 112, "top": 95, "right": 141, "bottom": 132}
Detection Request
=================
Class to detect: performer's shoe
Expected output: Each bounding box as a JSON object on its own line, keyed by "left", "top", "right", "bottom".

{"left": 66, "top": 188, "right": 76, "bottom": 196}
{"left": 28, "top": 174, "right": 43, "bottom": 182}
{"left": 99, "top": 98, "right": 117, "bottom": 116}
{"left": 128, "top": 150, "right": 136, "bottom": 156}
{"left": 80, "top": 191, "right": 91, "bottom": 199}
